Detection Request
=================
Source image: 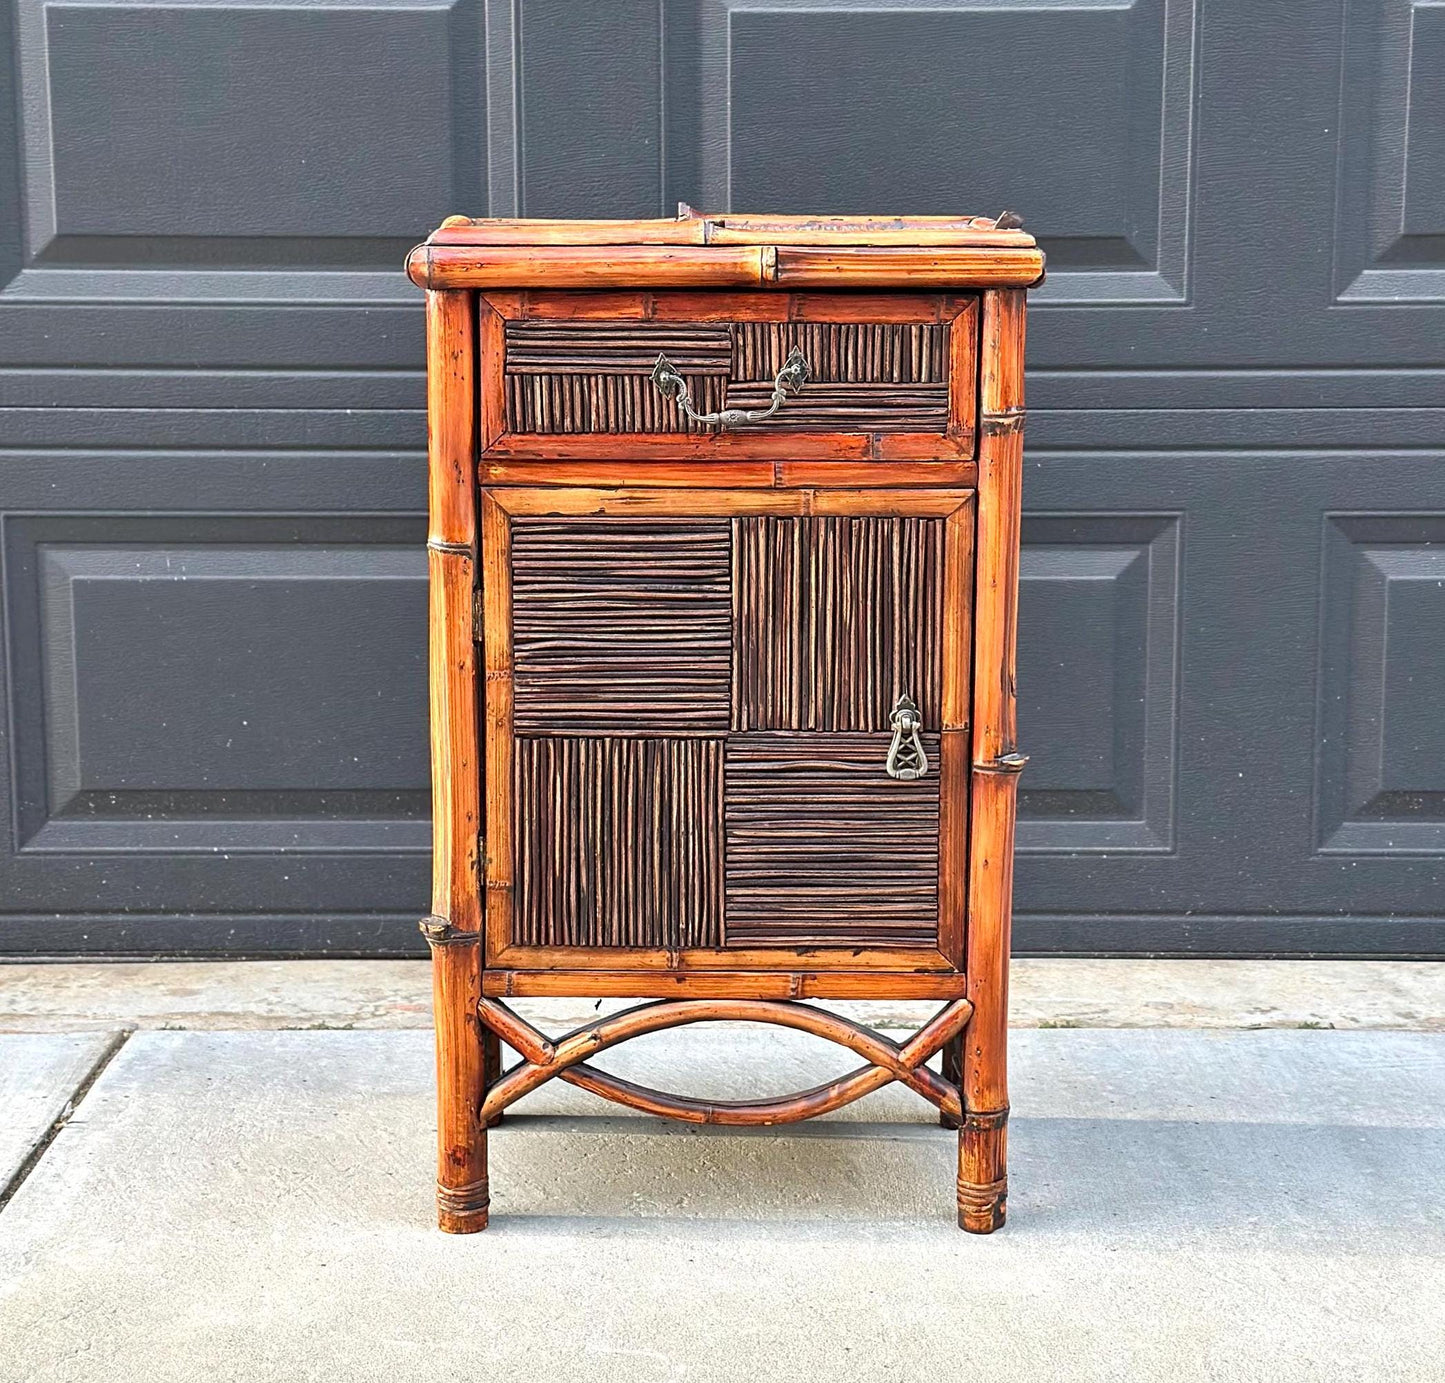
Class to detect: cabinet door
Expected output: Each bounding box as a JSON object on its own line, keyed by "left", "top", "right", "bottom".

{"left": 482, "top": 488, "right": 973, "bottom": 973}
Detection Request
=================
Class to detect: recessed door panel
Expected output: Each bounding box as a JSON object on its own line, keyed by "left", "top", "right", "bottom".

{"left": 484, "top": 488, "right": 972, "bottom": 971}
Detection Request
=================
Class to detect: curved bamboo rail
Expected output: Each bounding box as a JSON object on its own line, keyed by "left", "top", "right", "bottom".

{"left": 476, "top": 996, "right": 972, "bottom": 1127}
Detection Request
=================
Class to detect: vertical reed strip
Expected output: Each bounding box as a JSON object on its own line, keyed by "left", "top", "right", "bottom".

{"left": 731, "top": 516, "right": 945, "bottom": 731}
{"left": 513, "top": 735, "right": 725, "bottom": 948}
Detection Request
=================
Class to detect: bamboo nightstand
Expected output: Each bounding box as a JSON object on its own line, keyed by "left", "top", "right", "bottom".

{"left": 407, "top": 209, "right": 1041, "bottom": 1233}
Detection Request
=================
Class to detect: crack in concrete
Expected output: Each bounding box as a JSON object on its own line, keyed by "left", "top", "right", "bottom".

{"left": 0, "top": 1029, "right": 131, "bottom": 1216}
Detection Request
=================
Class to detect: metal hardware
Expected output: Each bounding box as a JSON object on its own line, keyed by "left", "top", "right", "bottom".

{"left": 973, "top": 751, "right": 1029, "bottom": 777}
{"left": 980, "top": 411, "right": 1026, "bottom": 437}
{"left": 994, "top": 210, "right": 1024, "bottom": 230}
{"left": 418, "top": 916, "right": 480, "bottom": 947}
{"left": 886, "top": 693, "right": 928, "bottom": 780}
{"left": 651, "top": 346, "right": 810, "bottom": 429}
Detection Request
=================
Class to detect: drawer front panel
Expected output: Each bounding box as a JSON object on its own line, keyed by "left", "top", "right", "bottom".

{"left": 504, "top": 318, "right": 951, "bottom": 435}
{"left": 479, "top": 292, "right": 978, "bottom": 465}
{"left": 484, "top": 488, "right": 972, "bottom": 970}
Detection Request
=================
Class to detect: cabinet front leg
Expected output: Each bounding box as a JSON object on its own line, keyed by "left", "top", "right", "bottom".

{"left": 429, "top": 931, "right": 489, "bottom": 1233}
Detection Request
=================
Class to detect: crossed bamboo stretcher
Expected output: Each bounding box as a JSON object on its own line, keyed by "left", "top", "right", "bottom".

{"left": 476, "top": 995, "right": 973, "bottom": 1126}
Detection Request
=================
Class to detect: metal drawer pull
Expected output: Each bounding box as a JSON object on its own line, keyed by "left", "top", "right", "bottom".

{"left": 652, "top": 346, "right": 810, "bottom": 429}
{"left": 886, "top": 693, "right": 928, "bottom": 780}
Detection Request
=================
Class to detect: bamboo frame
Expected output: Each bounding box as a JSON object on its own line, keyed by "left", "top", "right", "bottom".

{"left": 427, "top": 210, "right": 1034, "bottom": 250}
{"left": 481, "top": 969, "right": 971, "bottom": 1000}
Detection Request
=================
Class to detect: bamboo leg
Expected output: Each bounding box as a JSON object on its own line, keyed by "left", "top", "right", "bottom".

{"left": 957, "top": 763, "right": 1021, "bottom": 1231}
{"left": 424, "top": 288, "right": 485, "bottom": 1232}
{"left": 960, "top": 287, "right": 1027, "bottom": 1234}
{"left": 427, "top": 927, "right": 488, "bottom": 1232}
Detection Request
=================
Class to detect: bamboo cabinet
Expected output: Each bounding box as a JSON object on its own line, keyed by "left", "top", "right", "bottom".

{"left": 408, "top": 210, "right": 1041, "bottom": 1233}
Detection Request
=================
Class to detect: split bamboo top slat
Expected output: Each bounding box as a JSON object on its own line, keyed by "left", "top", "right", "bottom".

{"left": 408, "top": 209, "right": 1043, "bottom": 291}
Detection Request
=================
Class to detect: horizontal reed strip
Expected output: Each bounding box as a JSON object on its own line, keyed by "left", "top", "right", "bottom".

{"left": 505, "top": 321, "right": 732, "bottom": 374}
{"left": 724, "top": 732, "right": 940, "bottom": 948}
{"left": 505, "top": 371, "right": 726, "bottom": 434}
{"left": 732, "top": 321, "right": 949, "bottom": 384}
{"left": 515, "top": 736, "right": 725, "bottom": 949}
{"left": 513, "top": 518, "right": 733, "bottom": 734}
{"left": 731, "top": 516, "right": 945, "bottom": 733}
{"left": 724, "top": 381, "right": 948, "bottom": 433}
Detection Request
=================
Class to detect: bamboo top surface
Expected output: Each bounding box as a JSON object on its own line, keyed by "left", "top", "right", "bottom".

{"left": 407, "top": 208, "right": 1044, "bottom": 290}
{"left": 426, "top": 207, "right": 1037, "bottom": 248}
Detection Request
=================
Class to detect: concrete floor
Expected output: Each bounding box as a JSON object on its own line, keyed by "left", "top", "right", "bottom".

{"left": 0, "top": 965, "right": 1443, "bottom": 1381}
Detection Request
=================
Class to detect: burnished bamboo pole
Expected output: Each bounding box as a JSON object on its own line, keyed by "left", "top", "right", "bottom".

{"left": 960, "top": 287, "right": 1028, "bottom": 1233}
{"left": 421, "top": 288, "right": 488, "bottom": 1233}
{"left": 408, "top": 243, "right": 772, "bottom": 291}
{"left": 407, "top": 242, "right": 1044, "bottom": 291}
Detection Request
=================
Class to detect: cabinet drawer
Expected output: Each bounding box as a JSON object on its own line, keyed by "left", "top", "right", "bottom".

{"left": 478, "top": 291, "right": 978, "bottom": 468}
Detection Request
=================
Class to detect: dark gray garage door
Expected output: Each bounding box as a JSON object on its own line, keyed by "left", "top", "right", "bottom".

{"left": 2, "top": 0, "right": 1442, "bottom": 957}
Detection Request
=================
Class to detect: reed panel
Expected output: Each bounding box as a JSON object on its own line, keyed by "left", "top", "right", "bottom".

{"left": 731, "top": 320, "right": 947, "bottom": 382}
{"left": 724, "top": 732, "right": 941, "bottom": 947}
{"left": 512, "top": 518, "right": 733, "bottom": 735}
{"left": 505, "top": 321, "right": 730, "bottom": 434}
{"left": 731, "top": 516, "right": 945, "bottom": 732}
{"left": 505, "top": 372, "right": 728, "bottom": 434}
{"left": 514, "top": 736, "right": 725, "bottom": 948}
{"left": 728, "top": 322, "right": 949, "bottom": 431}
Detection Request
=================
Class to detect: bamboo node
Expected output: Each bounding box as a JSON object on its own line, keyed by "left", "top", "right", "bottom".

{"left": 963, "top": 1107, "right": 1010, "bottom": 1132}
{"left": 957, "top": 1174, "right": 1008, "bottom": 1205}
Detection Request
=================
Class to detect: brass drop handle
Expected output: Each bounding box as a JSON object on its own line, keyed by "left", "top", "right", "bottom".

{"left": 652, "top": 347, "right": 810, "bottom": 429}
{"left": 886, "top": 693, "right": 928, "bottom": 780}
